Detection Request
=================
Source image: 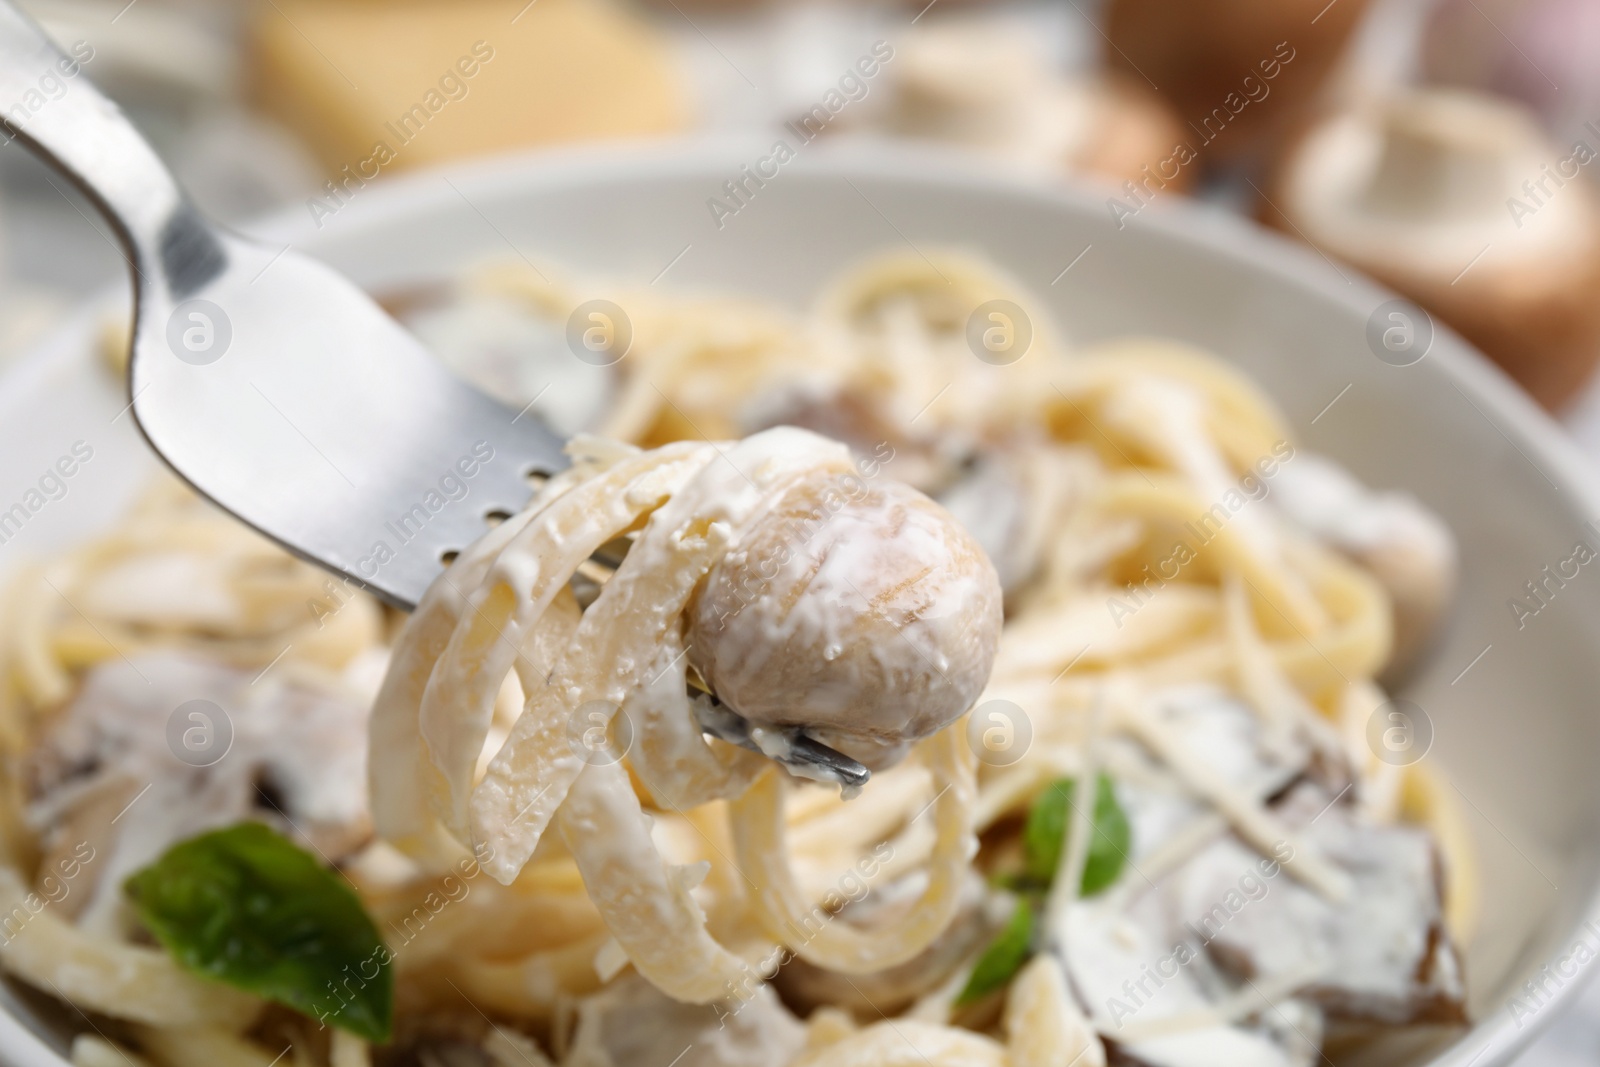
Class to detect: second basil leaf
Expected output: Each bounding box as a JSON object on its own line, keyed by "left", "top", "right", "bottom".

{"left": 1023, "top": 774, "right": 1130, "bottom": 895}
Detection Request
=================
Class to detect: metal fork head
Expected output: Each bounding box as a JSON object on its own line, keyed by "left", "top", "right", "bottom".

{"left": 0, "top": 2, "right": 567, "bottom": 612}
{"left": 130, "top": 230, "right": 569, "bottom": 611}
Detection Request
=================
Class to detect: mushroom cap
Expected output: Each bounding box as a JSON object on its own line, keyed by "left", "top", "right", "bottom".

{"left": 883, "top": 23, "right": 1191, "bottom": 191}
{"left": 1267, "top": 89, "right": 1600, "bottom": 409}
{"left": 687, "top": 469, "right": 1003, "bottom": 771}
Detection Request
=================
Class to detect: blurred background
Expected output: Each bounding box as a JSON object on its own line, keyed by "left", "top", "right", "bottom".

{"left": 10, "top": 0, "right": 1600, "bottom": 424}
{"left": 2, "top": 0, "right": 1600, "bottom": 1051}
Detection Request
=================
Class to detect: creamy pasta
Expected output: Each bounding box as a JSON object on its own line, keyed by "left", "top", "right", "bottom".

{"left": 0, "top": 248, "right": 1470, "bottom": 1067}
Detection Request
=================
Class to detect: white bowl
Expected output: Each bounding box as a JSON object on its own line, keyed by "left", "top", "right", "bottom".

{"left": 2, "top": 140, "right": 1597, "bottom": 1066}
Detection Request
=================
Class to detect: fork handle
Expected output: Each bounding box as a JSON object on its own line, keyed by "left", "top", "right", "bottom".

{"left": 0, "top": 1, "right": 222, "bottom": 298}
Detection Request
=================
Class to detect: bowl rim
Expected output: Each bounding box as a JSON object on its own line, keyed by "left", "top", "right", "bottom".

{"left": 3, "top": 136, "right": 1597, "bottom": 1067}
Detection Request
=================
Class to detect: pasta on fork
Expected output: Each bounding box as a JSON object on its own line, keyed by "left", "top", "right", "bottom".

{"left": 371, "top": 426, "right": 1003, "bottom": 1001}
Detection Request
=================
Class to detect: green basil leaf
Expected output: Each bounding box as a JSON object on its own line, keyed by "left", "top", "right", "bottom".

{"left": 124, "top": 822, "right": 392, "bottom": 1042}
{"left": 1022, "top": 774, "right": 1131, "bottom": 896}
{"left": 956, "top": 898, "right": 1034, "bottom": 1006}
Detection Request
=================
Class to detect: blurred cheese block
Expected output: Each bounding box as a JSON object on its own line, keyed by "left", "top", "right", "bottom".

{"left": 1266, "top": 90, "right": 1600, "bottom": 410}
{"left": 247, "top": 0, "right": 689, "bottom": 173}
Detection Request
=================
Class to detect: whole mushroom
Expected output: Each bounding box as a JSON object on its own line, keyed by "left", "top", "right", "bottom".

{"left": 1266, "top": 89, "right": 1600, "bottom": 409}
{"left": 687, "top": 463, "right": 1003, "bottom": 772}
{"left": 873, "top": 21, "right": 1193, "bottom": 192}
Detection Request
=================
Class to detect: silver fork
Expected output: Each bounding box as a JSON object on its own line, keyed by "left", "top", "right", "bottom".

{"left": 0, "top": 4, "right": 869, "bottom": 788}
{"left": 1, "top": 4, "right": 562, "bottom": 609}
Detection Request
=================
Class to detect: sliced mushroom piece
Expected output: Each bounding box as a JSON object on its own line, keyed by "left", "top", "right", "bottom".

{"left": 1059, "top": 888, "right": 1323, "bottom": 1067}
{"left": 1266, "top": 452, "right": 1456, "bottom": 679}
{"left": 26, "top": 651, "right": 372, "bottom": 938}
{"left": 1051, "top": 694, "right": 1332, "bottom": 1067}
{"left": 1056, "top": 685, "right": 1459, "bottom": 1064}
{"left": 1123, "top": 685, "right": 1322, "bottom": 803}
{"left": 1107, "top": 699, "right": 1462, "bottom": 1028}
{"left": 1170, "top": 782, "right": 1466, "bottom": 1027}
{"left": 561, "top": 972, "right": 805, "bottom": 1067}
